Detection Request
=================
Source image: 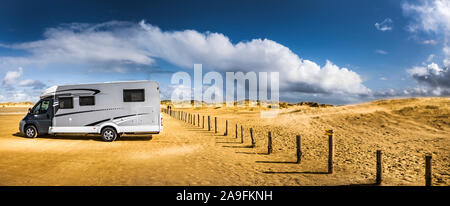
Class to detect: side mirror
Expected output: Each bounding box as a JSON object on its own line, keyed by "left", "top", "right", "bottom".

{"left": 28, "top": 108, "right": 32, "bottom": 113}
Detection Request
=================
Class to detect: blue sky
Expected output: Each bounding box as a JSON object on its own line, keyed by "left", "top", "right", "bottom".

{"left": 0, "top": 0, "right": 449, "bottom": 104}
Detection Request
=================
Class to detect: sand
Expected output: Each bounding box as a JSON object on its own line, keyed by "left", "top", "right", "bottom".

{"left": 0, "top": 97, "right": 448, "bottom": 185}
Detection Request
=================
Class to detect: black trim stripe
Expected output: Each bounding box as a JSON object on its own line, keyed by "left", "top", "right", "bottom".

{"left": 56, "top": 88, "right": 101, "bottom": 95}
{"left": 83, "top": 113, "right": 150, "bottom": 126}
{"left": 55, "top": 108, "right": 123, "bottom": 117}
{"left": 112, "top": 113, "right": 149, "bottom": 120}
{"left": 113, "top": 114, "right": 136, "bottom": 119}
{"left": 85, "top": 119, "right": 111, "bottom": 126}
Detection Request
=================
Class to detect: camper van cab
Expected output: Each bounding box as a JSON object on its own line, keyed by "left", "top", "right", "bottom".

{"left": 19, "top": 81, "right": 162, "bottom": 142}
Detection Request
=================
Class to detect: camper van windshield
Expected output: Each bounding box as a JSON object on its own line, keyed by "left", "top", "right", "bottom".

{"left": 32, "top": 102, "right": 41, "bottom": 114}
{"left": 41, "top": 100, "right": 50, "bottom": 112}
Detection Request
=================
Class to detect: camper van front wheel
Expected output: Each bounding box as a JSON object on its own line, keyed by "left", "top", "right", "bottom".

{"left": 25, "top": 125, "right": 37, "bottom": 138}
{"left": 101, "top": 127, "right": 117, "bottom": 142}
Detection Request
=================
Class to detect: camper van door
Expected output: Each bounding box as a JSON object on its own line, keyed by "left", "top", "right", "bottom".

{"left": 33, "top": 98, "right": 53, "bottom": 134}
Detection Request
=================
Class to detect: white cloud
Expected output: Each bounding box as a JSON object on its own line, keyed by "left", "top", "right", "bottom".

{"left": 379, "top": 77, "right": 387, "bottom": 81}
{"left": 18, "top": 79, "right": 46, "bottom": 89}
{"left": 375, "top": 85, "right": 449, "bottom": 97}
{"left": 375, "top": 18, "right": 393, "bottom": 31}
{"left": 406, "top": 62, "right": 450, "bottom": 94}
{"left": 370, "top": 62, "right": 450, "bottom": 98}
{"left": 444, "top": 45, "right": 450, "bottom": 66}
{"left": 402, "top": 0, "right": 450, "bottom": 34}
{"left": 0, "top": 20, "right": 370, "bottom": 95}
{"left": 375, "top": 49, "right": 388, "bottom": 55}
{"left": 0, "top": 89, "right": 40, "bottom": 102}
{"left": 427, "top": 54, "right": 435, "bottom": 62}
{"left": 402, "top": 0, "right": 450, "bottom": 58}
{"left": 2, "top": 67, "right": 23, "bottom": 86}
{"left": 0, "top": 67, "right": 47, "bottom": 102}
{"left": 423, "top": 39, "right": 438, "bottom": 45}
{"left": 402, "top": 0, "right": 450, "bottom": 95}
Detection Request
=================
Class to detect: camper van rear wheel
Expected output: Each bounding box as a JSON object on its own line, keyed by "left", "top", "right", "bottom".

{"left": 101, "top": 127, "right": 117, "bottom": 142}
{"left": 25, "top": 125, "right": 37, "bottom": 138}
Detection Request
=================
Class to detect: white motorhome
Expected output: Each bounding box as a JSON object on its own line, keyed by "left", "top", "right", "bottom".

{"left": 19, "top": 81, "right": 162, "bottom": 141}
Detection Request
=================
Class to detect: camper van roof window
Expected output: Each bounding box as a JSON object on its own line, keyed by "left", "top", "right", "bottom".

{"left": 59, "top": 97, "right": 73, "bottom": 109}
{"left": 123, "top": 89, "right": 145, "bottom": 102}
{"left": 79, "top": 96, "right": 95, "bottom": 106}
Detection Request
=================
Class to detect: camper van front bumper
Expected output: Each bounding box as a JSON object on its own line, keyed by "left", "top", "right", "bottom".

{"left": 19, "top": 120, "right": 25, "bottom": 134}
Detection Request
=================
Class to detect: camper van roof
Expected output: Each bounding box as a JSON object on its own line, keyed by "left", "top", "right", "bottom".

{"left": 58, "top": 80, "right": 154, "bottom": 87}
{"left": 40, "top": 86, "right": 58, "bottom": 99}
{"left": 40, "top": 80, "right": 157, "bottom": 99}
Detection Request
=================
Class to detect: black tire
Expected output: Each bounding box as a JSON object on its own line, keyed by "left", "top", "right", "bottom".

{"left": 24, "top": 125, "right": 38, "bottom": 138}
{"left": 101, "top": 127, "right": 117, "bottom": 142}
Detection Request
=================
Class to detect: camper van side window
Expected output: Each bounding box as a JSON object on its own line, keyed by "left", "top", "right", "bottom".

{"left": 123, "top": 89, "right": 145, "bottom": 102}
{"left": 59, "top": 97, "right": 73, "bottom": 109}
{"left": 79, "top": 96, "right": 95, "bottom": 106}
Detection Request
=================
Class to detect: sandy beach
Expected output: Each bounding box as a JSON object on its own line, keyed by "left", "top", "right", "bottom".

{"left": 0, "top": 97, "right": 448, "bottom": 185}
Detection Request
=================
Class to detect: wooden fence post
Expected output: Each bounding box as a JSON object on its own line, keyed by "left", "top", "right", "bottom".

{"left": 208, "top": 116, "right": 211, "bottom": 131}
{"left": 198, "top": 114, "right": 200, "bottom": 127}
{"left": 267, "top": 131, "right": 272, "bottom": 154}
{"left": 425, "top": 155, "right": 432, "bottom": 186}
{"left": 202, "top": 116, "right": 205, "bottom": 128}
{"left": 193, "top": 115, "right": 196, "bottom": 125}
{"left": 235, "top": 124, "right": 238, "bottom": 139}
{"left": 224, "top": 120, "right": 228, "bottom": 136}
{"left": 296, "top": 135, "right": 302, "bottom": 164}
{"left": 250, "top": 128, "right": 255, "bottom": 148}
{"left": 215, "top": 117, "right": 218, "bottom": 133}
{"left": 241, "top": 125, "right": 244, "bottom": 143}
{"left": 376, "top": 150, "right": 382, "bottom": 185}
{"left": 327, "top": 129, "right": 334, "bottom": 174}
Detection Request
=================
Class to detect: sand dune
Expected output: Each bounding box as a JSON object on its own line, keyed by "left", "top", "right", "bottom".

{"left": 0, "top": 102, "right": 34, "bottom": 114}
{"left": 0, "top": 102, "right": 34, "bottom": 107}
{"left": 0, "top": 97, "right": 448, "bottom": 185}
{"left": 171, "top": 97, "right": 449, "bottom": 185}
